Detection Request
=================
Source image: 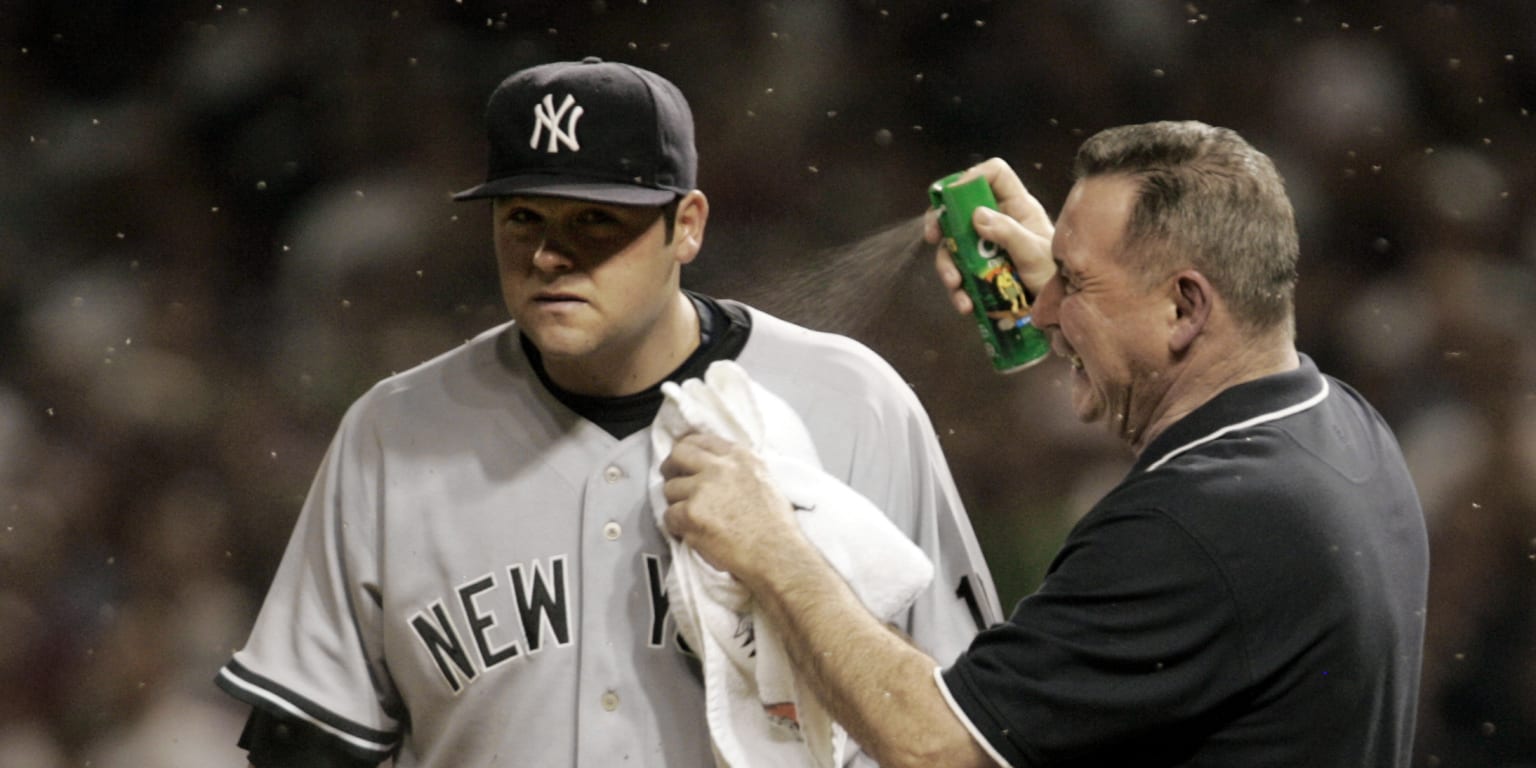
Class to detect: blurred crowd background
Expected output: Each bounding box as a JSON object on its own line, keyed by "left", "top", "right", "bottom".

{"left": 1, "top": 1, "right": 1532, "bottom": 765}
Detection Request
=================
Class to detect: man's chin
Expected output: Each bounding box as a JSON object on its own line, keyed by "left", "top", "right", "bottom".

{"left": 521, "top": 326, "right": 599, "bottom": 360}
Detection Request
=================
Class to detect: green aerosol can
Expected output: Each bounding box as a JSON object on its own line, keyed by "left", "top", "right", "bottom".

{"left": 929, "top": 172, "right": 1051, "bottom": 373}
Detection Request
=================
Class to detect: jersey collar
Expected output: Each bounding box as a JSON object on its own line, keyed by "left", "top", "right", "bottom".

{"left": 1135, "top": 354, "right": 1330, "bottom": 475}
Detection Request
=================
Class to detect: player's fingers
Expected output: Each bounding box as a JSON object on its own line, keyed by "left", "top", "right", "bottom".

{"left": 659, "top": 442, "right": 701, "bottom": 480}
{"left": 661, "top": 472, "right": 698, "bottom": 505}
{"left": 662, "top": 503, "right": 734, "bottom": 572}
{"left": 970, "top": 207, "right": 1057, "bottom": 297}
{"left": 681, "top": 432, "right": 735, "bottom": 454}
{"left": 661, "top": 487, "right": 737, "bottom": 572}
{"left": 933, "top": 245, "right": 961, "bottom": 289}
{"left": 661, "top": 499, "right": 696, "bottom": 541}
{"left": 659, "top": 433, "right": 734, "bottom": 480}
{"left": 963, "top": 157, "right": 1053, "bottom": 238}
{"left": 933, "top": 246, "right": 973, "bottom": 315}
{"left": 921, "top": 207, "right": 943, "bottom": 245}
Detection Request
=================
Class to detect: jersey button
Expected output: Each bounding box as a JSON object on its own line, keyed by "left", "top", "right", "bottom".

{"left": 601, "top": 691, "right": 620, "bottom": 711}
{"left": 603, "top": 521, "right": 622, "bottom": 540}
{"left": 603, "top": 465, "right": 624, "bottom": 483}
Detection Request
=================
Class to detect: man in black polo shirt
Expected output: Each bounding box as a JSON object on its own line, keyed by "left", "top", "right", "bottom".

{"left": 659, "top": 121, "right": 1428, "bottom": 767}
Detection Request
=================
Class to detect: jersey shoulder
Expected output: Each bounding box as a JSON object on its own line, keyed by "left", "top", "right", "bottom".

{"left": 731, "top": 303, "right": 915, "bottom": 411}
{"left": 340, "top": 320, "right": 532, "bottom": 432}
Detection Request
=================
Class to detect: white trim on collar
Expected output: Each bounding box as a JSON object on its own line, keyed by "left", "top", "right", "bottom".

{"left": 1142, "top": 376, "right": 1331, "bottom": 474}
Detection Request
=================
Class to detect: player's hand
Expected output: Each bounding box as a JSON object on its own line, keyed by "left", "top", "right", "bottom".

{"left": 924, "top": 157, "right": 1057, "bottom": 312}
{"left": 660, "top": 433, "right": 803, "bottom": 582}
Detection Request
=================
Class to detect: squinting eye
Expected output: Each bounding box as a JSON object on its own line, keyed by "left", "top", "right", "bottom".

{"left": 505, "top": 208, "right": 540, "bottom": 225}
{"left": 574, "top": 209, "right": 620, "bottom": 226}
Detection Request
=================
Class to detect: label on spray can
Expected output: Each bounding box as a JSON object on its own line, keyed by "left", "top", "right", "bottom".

{"left": 928, "top": 172, "right": 1051, "bottom": 373}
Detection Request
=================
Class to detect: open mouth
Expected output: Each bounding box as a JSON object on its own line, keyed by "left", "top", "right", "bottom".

{"left": 1052, "top": 340, "right": 1083, "bottom": 372}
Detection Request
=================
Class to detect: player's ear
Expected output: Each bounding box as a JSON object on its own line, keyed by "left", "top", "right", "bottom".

{"left": 672, "top": 190, "right": 707, "bottom": 264}
{"left": 1168, "top": 268, "right": 1213, "bottom": 354}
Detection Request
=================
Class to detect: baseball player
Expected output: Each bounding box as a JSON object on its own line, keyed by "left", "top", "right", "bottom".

{"left": 216, "top": 57, "right": 1001, "bottom": 767}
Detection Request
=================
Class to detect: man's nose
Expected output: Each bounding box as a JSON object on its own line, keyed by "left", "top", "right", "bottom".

{"left": 531, "top": 240, "right": 576, "bottom": 272}
{"left": 1031, "top": 276, "right": 1061, "bottom": 328}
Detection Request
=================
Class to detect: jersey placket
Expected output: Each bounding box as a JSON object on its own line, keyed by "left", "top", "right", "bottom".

{"left": 575, "top": 446, "right": 651, "bottom": 765}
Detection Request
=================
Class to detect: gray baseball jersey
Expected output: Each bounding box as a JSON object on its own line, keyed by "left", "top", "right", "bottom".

{"left": 218, "top": 297, "right": 1001, "bottom": 767}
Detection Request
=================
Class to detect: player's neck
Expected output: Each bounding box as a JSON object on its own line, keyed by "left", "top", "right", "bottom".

{"left": 541, "top": 292, "right": 701, "bottom": 398}
{"left": 1131, "top": 328, "right": 1299, "bottom": 456}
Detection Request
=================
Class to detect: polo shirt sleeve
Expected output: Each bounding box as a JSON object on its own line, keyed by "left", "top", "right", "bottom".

{"left": 941, "top": 506, "right": 1250, "bottom": 767}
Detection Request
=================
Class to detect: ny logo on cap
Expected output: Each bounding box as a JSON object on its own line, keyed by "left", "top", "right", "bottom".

{"left": 530, "top": 93, "right": 583, "bottom": 154}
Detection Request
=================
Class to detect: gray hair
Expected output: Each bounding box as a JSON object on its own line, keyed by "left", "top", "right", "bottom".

{"left": 1073, "top": 121, "right": 1299, "bottom": 335}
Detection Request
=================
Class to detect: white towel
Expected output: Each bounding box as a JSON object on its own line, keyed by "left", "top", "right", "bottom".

{"left": 648, "top": 360, "right": 934, "bottom": 768}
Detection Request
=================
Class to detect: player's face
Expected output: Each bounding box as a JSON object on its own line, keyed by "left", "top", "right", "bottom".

{"left": 1031, "top": 175, "right": 1175, "bottom": 447}
{"left": 493, "top": 193, "right": 703, "bottom": 377}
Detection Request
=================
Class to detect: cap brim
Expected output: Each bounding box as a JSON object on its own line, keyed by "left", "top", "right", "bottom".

{"left": 452, "top": 175, "right": 682, "bottom": 206}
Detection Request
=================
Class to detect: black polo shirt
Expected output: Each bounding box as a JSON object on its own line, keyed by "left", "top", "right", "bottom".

{"left": 941, "top": 355, "right": 1427, "bottom": 767}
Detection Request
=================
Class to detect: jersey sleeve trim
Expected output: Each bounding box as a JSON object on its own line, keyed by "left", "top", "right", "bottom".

{"left": 216, "top": 659, "right": 399, "bottom": 758}
{"left": 933, "top": 666, "right": 1013, "bottom": 768}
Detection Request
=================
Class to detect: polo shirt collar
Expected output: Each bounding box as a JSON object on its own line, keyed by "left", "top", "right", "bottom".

{"left": 1134, "top": 354, "right": 1331, "bottom": 475}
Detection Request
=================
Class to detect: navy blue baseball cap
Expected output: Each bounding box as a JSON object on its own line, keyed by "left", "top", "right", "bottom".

{"left": 453, "top": 57, "right": 696, "bottom": 206}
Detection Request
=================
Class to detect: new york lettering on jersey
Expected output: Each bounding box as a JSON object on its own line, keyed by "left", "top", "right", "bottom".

{"left": 407, "top": 552, "right": 689, "bottom": 694}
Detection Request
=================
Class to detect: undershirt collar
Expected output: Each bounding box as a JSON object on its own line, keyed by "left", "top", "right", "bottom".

{"left": 520, "top": 291, "right": 753, "bottom": 438}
